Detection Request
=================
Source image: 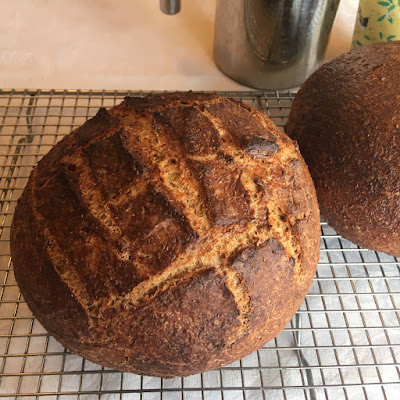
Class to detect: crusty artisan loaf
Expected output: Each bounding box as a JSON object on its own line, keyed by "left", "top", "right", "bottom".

{"left": 286, "top": 42, "right": 400, "bottom": 257}
{"left": 11, "top": 92, "right": 320, "bottom": 377}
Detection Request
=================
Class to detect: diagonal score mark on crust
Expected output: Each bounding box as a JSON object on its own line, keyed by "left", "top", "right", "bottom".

{"left": 59, "top": 149, "right": 152, "bottom": 269}
{"left": 120, "top": 112, "right": 213, "bottom": 236}
{"left": 249, "top": 105, "right": 319, "bottom": 278}
{"left": 248, "top": 106, "right": 300, "bottom": 163}
{"left": 200, "top": 106, "right": 299, "bottom": 170}
{"left": 58, "top": 150, "right": 171, "bottom": 280}
{"left": 115, "top": 204, "right": 302, "bottom": 328}
{"left": 267, "top": 202, "right": 303, "bottom": 282}
{"left": 60, "top": 151, "right": 124, "bottom": 237}
{"left": 28, "top": 169, "right": 94, "bottom": 319}
{"left": 240, "top": 172, "right": 300, "bottom": 260}
{"left": 118, "top": 221, "right": 272, "bottom": 310}
{"left": 220, "top": 265, "right": 252, "bottom": 331}
{"left": 200, "top": 104, "right": 304, "bottom": 282}
{"left": 241, "top": 171, "right": 304, "bottom": 284}
{"left": 239, "top": 171, "right": 267, "bottom": 222}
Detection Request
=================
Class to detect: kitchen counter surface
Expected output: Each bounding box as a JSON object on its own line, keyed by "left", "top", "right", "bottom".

{"left": 0, "top": 0, "right": 358, "bottom": 90}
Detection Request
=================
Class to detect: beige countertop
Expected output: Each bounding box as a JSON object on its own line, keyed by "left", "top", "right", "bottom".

{"left": 0, "top": 0, "right": 358, "bottom": 90}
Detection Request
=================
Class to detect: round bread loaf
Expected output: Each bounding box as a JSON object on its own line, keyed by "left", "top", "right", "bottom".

{"left": 11, "top": 92, "right": 320, "bottom": 377}
{"left": 286, "top": 42, "right": 400, "bottom": 257}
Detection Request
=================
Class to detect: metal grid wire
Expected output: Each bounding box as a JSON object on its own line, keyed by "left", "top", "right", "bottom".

{"left": 0, "top": 89, "right": 399, "bottom": 400}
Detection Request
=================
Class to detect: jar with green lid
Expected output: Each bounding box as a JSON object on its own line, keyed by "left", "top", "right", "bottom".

{"left": 352, "top": 0, "right": 400, "bottom": 47}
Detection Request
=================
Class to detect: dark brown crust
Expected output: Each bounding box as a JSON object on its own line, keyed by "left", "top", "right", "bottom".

{"left": 11, "top": 92, "right": 320, "bottom": 377}
{"left": 286, "top": 42, "right": 400, "bottom": 257}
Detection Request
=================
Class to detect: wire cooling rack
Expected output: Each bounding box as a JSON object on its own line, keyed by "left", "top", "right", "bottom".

{"left": 0, "top": 89, "right": 399, "bottom": 400}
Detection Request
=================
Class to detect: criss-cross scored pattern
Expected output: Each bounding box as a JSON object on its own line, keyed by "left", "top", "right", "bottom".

{"left": 0, "top": 89, "right": 399, "bottom": 400}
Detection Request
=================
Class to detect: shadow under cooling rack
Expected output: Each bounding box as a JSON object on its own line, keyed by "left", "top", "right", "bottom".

{"left": 0, "top": 89, "right": 399, "bottom": 400}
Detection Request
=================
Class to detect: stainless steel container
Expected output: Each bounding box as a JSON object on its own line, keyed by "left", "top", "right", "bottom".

{"left": 214, "top": 0, "right": 340, "bottom": 89}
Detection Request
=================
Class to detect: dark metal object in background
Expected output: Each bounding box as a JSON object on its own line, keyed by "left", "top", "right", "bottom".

{"left": 214, "top": 0, "right": 340, "bottom": 89}
{"left": 160, "top": 0, "right": 181, "bottom": 15}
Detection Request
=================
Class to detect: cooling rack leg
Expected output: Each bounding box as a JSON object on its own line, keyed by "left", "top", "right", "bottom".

{"left": 295, "top": 312, "right": 317, "bottom": 400}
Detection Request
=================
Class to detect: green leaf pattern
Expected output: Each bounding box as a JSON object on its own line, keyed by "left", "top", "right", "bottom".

{"left": 353, "top": 1, "right": 399, "bottom": 48}
{"left": 377, "top": 0, "right": 399, "bottom": 22}
{"left": 378, "top": 31, "right": 397, "bottom": 40}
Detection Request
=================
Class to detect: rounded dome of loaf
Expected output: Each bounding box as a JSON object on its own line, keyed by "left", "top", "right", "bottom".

{"left": 286, "top": 42, "right": 400, "bottom": 257}
{"left": 11, "top": 92, "right": 320, "bottom": 377}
